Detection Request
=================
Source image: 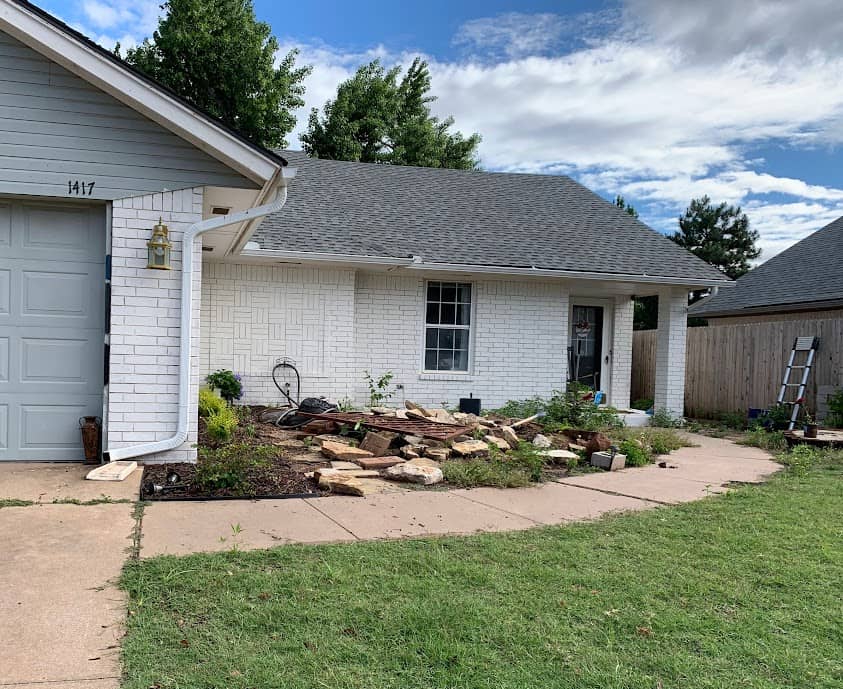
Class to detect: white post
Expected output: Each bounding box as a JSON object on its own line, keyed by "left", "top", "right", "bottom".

{"left": 653, "top": 288, "right": 688, "bottom": 416}
{"left": 609, "top": 295, "right": 634, "bottom": 409}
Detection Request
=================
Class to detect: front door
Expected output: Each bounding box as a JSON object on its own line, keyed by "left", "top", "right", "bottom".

{"left": 569, "top": 305, "right": 603, "bottom": 389}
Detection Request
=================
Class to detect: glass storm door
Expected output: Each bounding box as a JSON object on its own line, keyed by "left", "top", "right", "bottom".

{"left": 569, "top": 305, "right": 603, "bottom": 389}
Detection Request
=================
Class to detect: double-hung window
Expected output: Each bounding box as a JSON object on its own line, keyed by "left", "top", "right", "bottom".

{"left": 424, "top": 281, "right": 472, "bottom": 372}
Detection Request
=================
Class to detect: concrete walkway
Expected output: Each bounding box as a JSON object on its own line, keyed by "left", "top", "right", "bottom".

{"left": 0, "top": 434, "right": 781, "bottom": 687}
{"left": 139, "top": 434, "right": 781, "bottom": 556}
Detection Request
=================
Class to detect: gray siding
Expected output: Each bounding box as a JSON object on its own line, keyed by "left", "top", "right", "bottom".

{"left": 0, "top": 30, "right": 258, "bottom": 199}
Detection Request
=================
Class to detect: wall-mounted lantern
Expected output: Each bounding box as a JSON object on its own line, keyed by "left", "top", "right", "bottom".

{"left": 147, "top": 217, "right": 172, "bottom": 270}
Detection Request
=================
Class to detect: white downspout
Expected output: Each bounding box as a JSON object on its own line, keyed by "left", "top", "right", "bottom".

{"left": 107, "top": 168, "right": 296, "bottom": 461}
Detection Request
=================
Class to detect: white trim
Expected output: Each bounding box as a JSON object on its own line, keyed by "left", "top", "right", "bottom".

{"left": 0, "top": 0, "right": 281, "bottom": 185}
{"left": 569, "top": 298, "right": 614, "bottom": 397}
{"left": 235, "top": 248, "right": 731, "bottom": 288}
{"left": 420, "top": 279, "right": 475, "bottom": 375}
{"left": 107, "top": 169, "right": 295, "bottom": 461}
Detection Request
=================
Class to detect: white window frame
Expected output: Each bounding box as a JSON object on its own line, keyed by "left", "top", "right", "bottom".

{"left": 421, "top": 280, "right": 474, "bottom": 374}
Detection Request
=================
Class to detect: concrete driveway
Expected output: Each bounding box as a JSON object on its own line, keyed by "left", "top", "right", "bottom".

{"left": 0, "top": 435, "right": 781, "bottom": 686}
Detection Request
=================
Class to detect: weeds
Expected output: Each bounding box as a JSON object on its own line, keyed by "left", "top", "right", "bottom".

{"left": 0, "top": 498, "right": 34, "bottom": 508}
{"left": 738, "top": 427, "right": 787, "bottom": 452}
{"left": 443, "top": 442, "right": 546, "bottom": 488}
{"left": 195, "top": 444, "right": 275, "bottom": 492}
{"left": 650, "top": 407, "right": 683, "bottom": 428}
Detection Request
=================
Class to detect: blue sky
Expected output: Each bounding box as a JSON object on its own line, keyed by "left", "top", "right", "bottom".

{"left": 39, "top": 0, "right": 843, "bottom": 259}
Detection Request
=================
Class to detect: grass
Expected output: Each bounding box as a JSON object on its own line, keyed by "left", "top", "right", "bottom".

{"left": 442, "top": 442, "right": 546, "bottom": 488}
{"left": 0, "top": 498, "right": 34, "bottom": 508}
{"left": 120, "top": 451, "right": 843, "bottom": 689}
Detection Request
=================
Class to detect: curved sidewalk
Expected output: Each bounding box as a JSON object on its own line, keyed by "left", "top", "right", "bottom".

{"left": 139, "top": 433, "right": 782, "bottom": 556}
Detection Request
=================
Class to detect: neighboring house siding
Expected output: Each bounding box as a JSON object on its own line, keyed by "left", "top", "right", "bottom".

{"left": 0, "top": 30, "right": 256, "bottom": 199}
{"left": 107, "top": 188, "right": 203, "bottom": 463}
{"left": 200, "top": 265, "right": 570, "bottom": 409}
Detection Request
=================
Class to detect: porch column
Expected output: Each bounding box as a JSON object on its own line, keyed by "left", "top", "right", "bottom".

{"left": 609, "top": 295, "right": 634, "bottom": 409}
{"left": 653, "top": 288, "right": 688, "bottom": 416}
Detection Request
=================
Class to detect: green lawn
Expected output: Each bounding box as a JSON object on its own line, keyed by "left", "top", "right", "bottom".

{"left": 121, "top": 452, "right": 843, "bottom": 689}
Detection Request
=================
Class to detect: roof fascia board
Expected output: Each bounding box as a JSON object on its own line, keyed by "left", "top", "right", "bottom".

{"left": 699, "top": 298, "right": 843, "bottom": 319}
{"left": 239, "top": 248, "right": 733, "bottom": 287}
{"left": 0, "top": 1, "right": 279, "bottom": 185}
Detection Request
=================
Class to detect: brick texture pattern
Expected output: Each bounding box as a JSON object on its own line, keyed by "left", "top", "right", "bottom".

{"left": 654, "top": 288, "right": 689, "bottom": 415}
{"left": 107, "top": 188, "right": 203, "bottom": 463}
{"left": 609, "top": 295, "right": 634, "bottom": 409}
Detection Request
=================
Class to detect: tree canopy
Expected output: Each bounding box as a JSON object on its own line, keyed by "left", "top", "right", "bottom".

{"left": 302, "top": 58, "right": 481, "bottom": 169}
{"left": 123, "top": 0, "right": 310, "bottom": 148}
{"left": 670, "top": 196, "right": 761, "bottom": 279}
{"left": 614, "top": 195, "right": 639, "bottom": 218}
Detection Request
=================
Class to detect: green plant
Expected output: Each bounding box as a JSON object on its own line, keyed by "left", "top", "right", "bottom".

{"left": 650, "top": 407, "right": 682, "bottom": 428}
{"left": 195, "top": 444, "right": 274, "bottom": 492}
{"left": 198, "top": 388, "right": 226, "bottom": 418}
{"left": 715, "top": 410, "right": 746, "bottom": 430}
{"left": 205, "top": 370, "right": 243, "bottom": 403}
{"left": 824, "top": 390, "right": 843, "bottom": 428}
{"left": 737, "top": 427, "right": 787, "bottom": 452}
{"left": 336, "top": 397, "right": 355, "bottom": 412}
{"left": 492, "top": 397, "right": 545, "bottom": 420}
{"left": 779, "top": 445, "right": 822, "bottom": 476}
{"left": 205, "top": 405, "right": 238, "bottom": 443}
{"left": 364, "top": 370, "right": 394, "bottom": 407}
{"left": 764, "top": 403, "right": 792, "bottom": 429}
{"left": 631, "top": 398, "right": 653, "bottom": 411}
{"left": 509, "top": 442, "right": 546, "bottom": 482}
{"left": 618, "top": 440, "right": 651, "bottom": 466}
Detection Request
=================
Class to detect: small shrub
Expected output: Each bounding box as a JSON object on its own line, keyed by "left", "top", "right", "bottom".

{"left": 442, "top": 458, "right": 533, "bottom": 488}
{"left": 198, "top": 388, "right": 226, "bottom": 418}
{"left": 738, "top": 427, "right": 787, "bottom": 452}
{"left": 205, "top": 405, "right": 238, "bottom": 443}
{"left": 779, "top": 445, "right": 822, "bottom": 476}
{"left": 619, "top": 440, "right": 650, "bottom": 466}
{"left": 491, "top": 397, "right": 545, "bottom": 420}
{"left": 509, "top": 442, "right": 546, "bottom": 482}
{"left": 364, "top": 370, "right": 394, "bottom": 407}
{"left": 631, "top": 398, "right": 653, "bottom": 411}
{"left": 195, "top": 444, "right": 274, "bottom": 492}
{"left": 206, "top": 369, "right": 243, "bottom": 403}
{"left": 715, "top": 410, "right": 746, "bottom": 430}
{"left": 650, "top": 408, "right": 682, "bottom": 428}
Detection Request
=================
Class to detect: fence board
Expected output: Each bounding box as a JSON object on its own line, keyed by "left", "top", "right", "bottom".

{"left": 631, "top": 318, "right": 843, "bottom": 417}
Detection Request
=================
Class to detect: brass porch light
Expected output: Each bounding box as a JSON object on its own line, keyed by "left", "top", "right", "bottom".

{"left": 147, "top": 217, "right": 172, "bottom": 270}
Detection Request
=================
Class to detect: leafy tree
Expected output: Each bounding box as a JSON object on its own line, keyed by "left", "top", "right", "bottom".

{"left": 302, "top": 58, "right": 481, "bottom": 169}
{"left": 615, "top": 195, "right": 639, "bottom": 218}
{"left": 123, "top": 0, "right": 310, "bottom": 148}
{"left": 670, "top": 196, "right": 760, "bottom": 279}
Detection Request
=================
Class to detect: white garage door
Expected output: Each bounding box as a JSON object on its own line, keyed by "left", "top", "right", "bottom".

{"left": 0, "top": 200, "right": 105, "bottom": 461}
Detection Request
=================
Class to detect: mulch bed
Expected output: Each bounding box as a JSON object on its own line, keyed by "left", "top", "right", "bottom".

{"left": 141, "top": 406, "right": 331, "bottom": 501}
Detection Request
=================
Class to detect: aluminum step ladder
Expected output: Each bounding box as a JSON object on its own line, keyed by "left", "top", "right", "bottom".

{"left": 776, "top": 336, "right": 820, "bottom": 430}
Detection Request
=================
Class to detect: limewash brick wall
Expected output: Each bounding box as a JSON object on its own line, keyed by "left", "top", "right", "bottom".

{"left": 199, "top": 263, "right": 356, "bottom": 404}
{"left": 609, "top": 295, "right": 634, "bottom": 409}
{"left": 107, "top": 188, "right": 203, "bottom": 463}
{"left": 201, "top": 266, "right": 571, "bottom": 409}
{"left": 352, "top": 273, "right": 569, "bottom": 408}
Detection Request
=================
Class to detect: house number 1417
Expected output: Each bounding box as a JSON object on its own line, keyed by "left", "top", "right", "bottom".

{"left": 67, "top": 180, "right": 96, "bottom": 196}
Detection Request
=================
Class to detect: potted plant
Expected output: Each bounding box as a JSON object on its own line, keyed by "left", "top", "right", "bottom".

{"left": 801, "top": 404, "right": 818, "bottom": 438}
{"left": 764, "top": 402, "right": 792, "bottom": 431}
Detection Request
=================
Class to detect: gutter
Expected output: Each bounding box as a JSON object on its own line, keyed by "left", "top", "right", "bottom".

{"left": 107, "top": 167, "right": 296, "bottom": 462}
{"left": 238, "top": 248, "right": 732, "bottom": 289}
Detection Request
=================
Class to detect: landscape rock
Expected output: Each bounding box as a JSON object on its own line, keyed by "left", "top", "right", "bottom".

{"left": 569, "top": 443, "right": 587, "bottom": 452}
{"left": 330, "top": 460, "right": 362, "bottom": 470}
{"left": 370, "top": 407, "right": 395, "bottom": 416}
{"left": 424, "top": 447, "right": 451, "bottom": 461}
{"left": 394, "top": 409, "right": 409, "bottom": 419}
{"left": 317, "top": 467, "right": 381, "bottom": 479}
{"left": 453, "top": 412, "right": 480, "bottom": 425}
{"left": 532, "top": 434, "right": 552, "bottom": 449}
{"left": 356, "top": 456, "right": 406, "bottom": 470}
{"left": 275, "top": 439, "right": 306, "bottom": 449}
{"left": 427, "top": 408, "right": 457, "bottom": 424}
{"left": 485, "top": 436, "right": 511, "bottom": 452}
{"left": 584, "top": 433, "right": 612, "bottom": 459}
{"left": 321, "top": 441, "right": 374, "bottom": 461}
{"left": 384, "top": 463, "right": 444, "bottom": 485}
{"left": 400, "top": 445, "right": 421, "bottom": 459}
{"left": 402, "top": 435, "right": 425, "bottom": 447}
{"left": 541, "top": 449, "right": 580, "bottom": 465}
{"left": 477, "top": 417, "right": 497, "bottom": 428}
{"left": 288, "top": 453, "right": 328, "bottom": 464}
{"left": 406, "top": 408, "right": 430, "bottom": 421}
{"left": 359, "top": 431, "right": 397, "bottom": 457}
{"left": 451, "top": 439, "right": 489, "bottom": 456}
{"left": 405, "top": 400, "right": 429, "bottom": 415}
{"left": 319, "top": 474, "right": 368, "bottom": 496}
{"left": 500, "top": 426, "right": 520, "bottom": 448}
{"left": 406, "top": 457, "right": 441, "bottom": 469}
{"left": 313, "top": 434, "right": 352, "bottom": 446}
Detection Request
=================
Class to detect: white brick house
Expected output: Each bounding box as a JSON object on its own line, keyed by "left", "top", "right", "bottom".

{"left": 0, "top": 0, "right": 730, "bottom": 465}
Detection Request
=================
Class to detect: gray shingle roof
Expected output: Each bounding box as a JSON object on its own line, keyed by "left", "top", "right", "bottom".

{"left": 252, "top": 151, "right": 727, "bottom": 283}
{"left": 690, "top": 215, "right": 843, "bottom": 317}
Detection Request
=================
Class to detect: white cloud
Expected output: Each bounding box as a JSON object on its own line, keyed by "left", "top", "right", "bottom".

{"left": 67, "top": 0, "right": 843, "bottom": 261}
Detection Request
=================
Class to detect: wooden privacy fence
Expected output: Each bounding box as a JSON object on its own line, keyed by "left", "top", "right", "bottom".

{"left": 631, "top": 317, "right": 843, "bottom": 418}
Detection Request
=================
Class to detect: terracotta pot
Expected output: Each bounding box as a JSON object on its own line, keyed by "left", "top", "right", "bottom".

{"left": 804, "top": 423, "right": 819, "bottom": 439}
{"left": 79, "top": 416, "right": 102, "bottom": 464}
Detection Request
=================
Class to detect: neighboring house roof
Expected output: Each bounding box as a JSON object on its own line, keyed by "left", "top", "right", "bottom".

{"left": 690, "top": 215, "right": 843, "bottom": 318}
{"left": 251, "top": 151, "right": 728, "bottom": 285}
{"left": 1, "top": 0, "right": 286, "bottom": 185}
